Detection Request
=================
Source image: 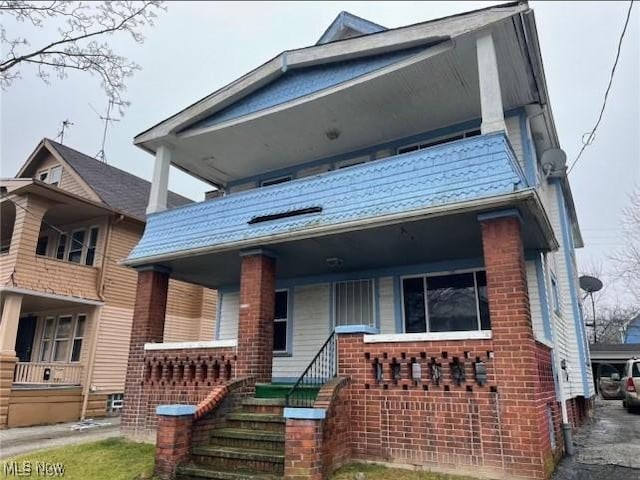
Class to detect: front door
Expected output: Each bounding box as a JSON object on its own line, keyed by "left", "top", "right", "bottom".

{"left": 15, "top": 316, "right": 37, "bottom": 362}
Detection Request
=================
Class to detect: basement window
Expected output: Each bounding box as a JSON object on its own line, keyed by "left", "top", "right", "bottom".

{"left": 402, "top": 270, "right": 490, "bottom": 333}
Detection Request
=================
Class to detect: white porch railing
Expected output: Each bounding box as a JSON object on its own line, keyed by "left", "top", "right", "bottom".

{"left": 13, "top": 362, "right": 84, "bottom": 385}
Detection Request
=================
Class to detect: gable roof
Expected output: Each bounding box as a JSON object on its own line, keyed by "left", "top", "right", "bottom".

{"left": 317, "top": 11, "right": 387, "bottom": 45}
{"left": 18, "top": 139, "right": 192, "bottom": 222}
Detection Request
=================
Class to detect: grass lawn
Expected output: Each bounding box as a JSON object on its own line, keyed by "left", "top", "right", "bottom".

{"left": 1, "top": 438, "right": 154, "bottom": 480}
{"left": 332, "top": 463, "right": 479, "bottom": 480}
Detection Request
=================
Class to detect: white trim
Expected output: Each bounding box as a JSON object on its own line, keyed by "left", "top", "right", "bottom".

{"left": 364, "top": 330, "right": 492, "bottom": 343}
{"left": 0, "top": 286, "right": 104, "bottom": 306}
{"left": 143, "top": 339, "right": 237, "bottom": 351}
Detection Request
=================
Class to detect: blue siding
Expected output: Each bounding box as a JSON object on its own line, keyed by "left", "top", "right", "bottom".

{"left": 129, "top": 133, "right": 525, "bottom": 262}
{"left": 186, "top": 46, "right": 426, "bottom": 131}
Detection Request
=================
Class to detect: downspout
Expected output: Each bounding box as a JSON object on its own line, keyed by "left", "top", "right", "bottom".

{"left": 80, "top": 215, "right": 117, "bottom": 419}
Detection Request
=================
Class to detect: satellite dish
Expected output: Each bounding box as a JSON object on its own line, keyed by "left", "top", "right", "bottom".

{"left": 579, "top": 275, "right": 603, "bottom": 293}
{"left": 541, "top": 148, "right": 567, "bottom": 176}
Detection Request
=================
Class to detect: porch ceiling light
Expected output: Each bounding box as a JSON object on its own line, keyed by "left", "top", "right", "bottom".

{"left": 325, "top": 128, "right": 340, "bottom": 141}
{"left": 326, "top": 257, "right": 343, "bottom": 268}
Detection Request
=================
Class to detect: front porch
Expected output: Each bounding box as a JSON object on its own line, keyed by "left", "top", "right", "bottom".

{"left": 0, "top": 289, "right": 101, "bottom": 428}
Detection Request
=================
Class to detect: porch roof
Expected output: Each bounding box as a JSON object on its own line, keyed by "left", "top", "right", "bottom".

{"left": 126, "top": 133, "right": 541, "bottom": 266}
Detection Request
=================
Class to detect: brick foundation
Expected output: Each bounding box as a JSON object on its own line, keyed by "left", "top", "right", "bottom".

{"left": 121, "top": 267, "right": 170, "bottom": 438}
{"left": 236, "top": 252, "right": 276, "bottom": 383}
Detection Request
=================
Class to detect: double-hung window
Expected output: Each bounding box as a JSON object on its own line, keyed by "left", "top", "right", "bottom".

{"left": 85, "top": 227, "right": 99, "bottom": 266}
{"left": 402, "top": 271, "right": 490, "bottom": 333}
{"left": 39, "top": 314, "right": 86, "bottom": 362}
{"left": 67, "top": 230, "right": 85, "bottom": 263}
{"left": 334, "top": 279, "right": 375, "bottom": 328}
{"left": 71, "top": 314, "right": 86, "bottom": 362}
{"left": 56, "top": 233, "right": 68, "bottom": 260}
{"left": 273, "top": 290, "right": 289, "bottom": 353}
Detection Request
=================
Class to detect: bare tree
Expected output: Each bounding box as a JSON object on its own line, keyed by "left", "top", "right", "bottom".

{"left": 0, "top": 1, "right": 164, "bottom": 111}
{"left": 612, "top": 188, "right": 640, "bottom": 303}
{"left": 587, "top": 304, "right": 639, "bottom": 344}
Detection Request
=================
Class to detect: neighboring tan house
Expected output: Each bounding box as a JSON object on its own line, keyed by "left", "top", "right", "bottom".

{"left": 120, "top": 3, "right": 594, "bottom": 480}
{"left": 0, "top": 139, "right": 217, "bottom": 429}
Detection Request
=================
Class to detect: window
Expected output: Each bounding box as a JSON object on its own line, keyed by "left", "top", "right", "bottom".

{"left": 106, "top": 393, "right": 124, "bottom": 414}
{"left": 56, "top": 233, "right": 68, "bottom": 260}
{"left": 273, "top": 290, "right": 289, "bottom": 353}
{"left": 551, "top": 274, "right": 561, "bottom": 315}
{"left": 67, "top": 230, "right": 85, "bottom": 263}
{"left": 398, "top": 129, "right": 481, "bottom": 155}
{"left": 261, "top": 176, "right": 292, "bottom": 187}
{"left": 49, "top": 166, "right": 62, "bottom": 186}
{"left": 52, "top": 316, "right": 72, "bottom": 362}
{"left": 71, "top": 314, "right": 86, "bottom": 362}
{"left": 36, "top": 236, "right": 49, "bottom": 256}
{"left": 335, "top": 155, "right": 369, "bottom": 170}
{"left": 38, "top": 170, "right": 49, "bottom": 182}
{"left": 334, "top": 279, "right": 375, "bottom": 327}
{"left": 39, "top": 317, "right": 55, "bottom": 361}
{"left": 402, "top": 271, "right": 490, "bottom": 333}
{"left": 85, "top": 227, "right": 99, "bottom": 266}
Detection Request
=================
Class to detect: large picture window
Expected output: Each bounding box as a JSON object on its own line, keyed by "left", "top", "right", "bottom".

{"left": 334, "top": 279, "right": 375, "bottom": 327}
{"left": 402, "top": 271, "right": 490, "bottom": 333}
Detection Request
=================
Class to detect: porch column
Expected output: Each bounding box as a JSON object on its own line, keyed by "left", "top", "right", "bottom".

{"left": 478, "top": 211, "right": 549, "bottom": 478}
{"left": 146, "top": 144, "right": 172, "bottom": 215}
{"left": 121, "top": 265, "right": 171, "bottom": 438}
{"left": 236, "top": 250, "right": 276, "bottom": 383}
{"left": 0, "top": 293, "right": 22, "bottom": 429}
{"left": 476, "top": 31, "right": 506, "bottom": 134}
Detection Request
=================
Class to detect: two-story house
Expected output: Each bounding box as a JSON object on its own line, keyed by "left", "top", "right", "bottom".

{"left": 0, "top": 139, "right": 217, "bottom": 428}
{"left": 120, "top": 3, "right": 593, "bottom": 480}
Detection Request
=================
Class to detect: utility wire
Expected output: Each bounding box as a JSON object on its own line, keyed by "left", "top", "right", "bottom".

{"left": 568, "top": 0, "right": 634, "bottom": 174}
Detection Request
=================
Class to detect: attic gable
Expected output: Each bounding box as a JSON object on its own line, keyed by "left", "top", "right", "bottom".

{"left": 317, "top": 11, "right": 387, "bottom": 45}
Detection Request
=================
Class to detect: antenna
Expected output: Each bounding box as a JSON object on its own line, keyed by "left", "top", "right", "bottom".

{"left": 90, "top": 99, "right": 121, "bottom": 163}
{"left": 579, "top": 275, "right": 603, "bottom": 344}
{"left": 56, "top": 119, "right": 74, "bottom": 144}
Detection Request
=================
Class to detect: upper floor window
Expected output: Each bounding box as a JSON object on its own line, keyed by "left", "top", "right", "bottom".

{"left": 37, "top": 165, "right": 63, "bottom": 186}
{"left": 85, "top": 227, "right": 99, "bottom": 266}
{"left": 68, "top": 230, "right": 85, "bottom": 263}
{"left": 261, "top": 176, "right": 292, "bottom": 187}
{"left": 402, "top": 270, "right": 490, "bottom": 333}
{"left": 36, "top": 236, "right": 49, "bottom": 256}
{"left": 46, "top": 227, "right": 99, "bottom": 266}
{"left": 397, "top": 129, "right": 481, "bottom": 155}
{"left": 551, "top": 274, "right": 561, "bottom": 315}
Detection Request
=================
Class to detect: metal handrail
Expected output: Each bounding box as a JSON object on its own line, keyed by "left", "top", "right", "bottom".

{"left": 285, "top": 331, "right": 336, "bottom": 407}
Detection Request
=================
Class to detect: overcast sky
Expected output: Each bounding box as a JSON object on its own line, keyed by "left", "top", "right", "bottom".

{"left": 1, "top": 1, "right": 638, "bottom": 306}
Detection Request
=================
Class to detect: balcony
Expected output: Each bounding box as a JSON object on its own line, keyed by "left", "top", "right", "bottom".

{"left": 131, "top": 133, "right": 528, "bottom": 263}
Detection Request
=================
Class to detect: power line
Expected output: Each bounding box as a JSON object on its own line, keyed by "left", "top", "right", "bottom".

{"left": 568, "top": 0, "right": 635, "bottom": 175}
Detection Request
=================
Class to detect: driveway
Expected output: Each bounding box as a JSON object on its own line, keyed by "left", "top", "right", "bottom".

{"left": 552, "top": 398, "right": 640, "bottom": 479}
{"left": 0, "top": 417, "right": 121, "bottom": 459}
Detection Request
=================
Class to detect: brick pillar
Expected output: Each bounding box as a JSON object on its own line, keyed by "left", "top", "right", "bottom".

{"left": 284, "top": 418, "right": 323, "bottom": 480}
{"left": 479, "top": 213, "right": 550, "bottom": 479}
{"left": 236, "top": 251, "right": 275, "bottom": 383}
{"left": 121, "top": 266, "right": 170, "bottom": 438}
{"left": 154, "top": 408, "right": 194, "bottom": 480}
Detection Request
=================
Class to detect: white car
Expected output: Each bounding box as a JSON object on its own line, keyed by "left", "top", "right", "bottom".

{"left": 622, "top": 358, "right": 640, "bottom": 412}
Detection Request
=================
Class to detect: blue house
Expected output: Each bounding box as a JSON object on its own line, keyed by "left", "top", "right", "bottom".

{"left": 121, "top": 3, "right": 594, "bottom": 480}
{"left": 626, "top": 314, "right": 640, "bottom": 343}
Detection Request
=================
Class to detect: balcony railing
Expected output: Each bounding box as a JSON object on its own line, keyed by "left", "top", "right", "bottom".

{"left": 129, "top": 132, "right": 526, "bottom": 263}
{"left": 13, "top": 362, "right": 84, "bottom": 385}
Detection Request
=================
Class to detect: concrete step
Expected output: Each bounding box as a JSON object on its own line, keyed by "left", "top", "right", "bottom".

{"left": 191, "top": 446, "right": 284, "bottom": 474}
{"left": 225, "top": 412, "right": 285, "bottom": 433}
{"left": 210, "top": 428, "right": 284, "bottom": 451}
{"left": 241, "top": 398, "right": 285, "bottom": 415}
{"left": 176, "top": 463, "right": 282, "bottom": 480}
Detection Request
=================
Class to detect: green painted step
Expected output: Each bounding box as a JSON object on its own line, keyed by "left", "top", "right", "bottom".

{"left": 210, "top": 428, "right": 284, "bottom": 443}
{"left": 176, "top": 463, "right": 281, "bottom": 480}
{"left": 254, "top": 383, "right": 321, "bottom": 400}
{"left": 192, "top": 446, "right": 284, "bottom": 464}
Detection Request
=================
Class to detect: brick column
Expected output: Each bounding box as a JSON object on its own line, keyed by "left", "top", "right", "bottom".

{"left": 154, "top": 406, "right": 195, "bottom": 480}
{"left": 121, "top": 266, "right": 170, "bottom": 438}
{"left": 284, "top": 418, "right": 323, "bottom": 480}
{"left": 479, "top": 212, "right": 550, "bottom": 479}
{"left": 236, "top": 250, "right": 275, "bottom": 383}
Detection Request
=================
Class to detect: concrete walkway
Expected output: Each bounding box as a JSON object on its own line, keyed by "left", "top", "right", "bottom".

{"left": 552, "top": 398, "right": 640, "bottom": 479}
{"left": 0, "top": 417, "right": 121, "bottom": 459}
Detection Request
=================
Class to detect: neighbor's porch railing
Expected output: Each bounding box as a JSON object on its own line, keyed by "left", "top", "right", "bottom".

{"left": 285, "top": 331, "right": 337, "bottom": 407}
{"left": 13, "top": 362, "right": 84, "bottom": 385}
